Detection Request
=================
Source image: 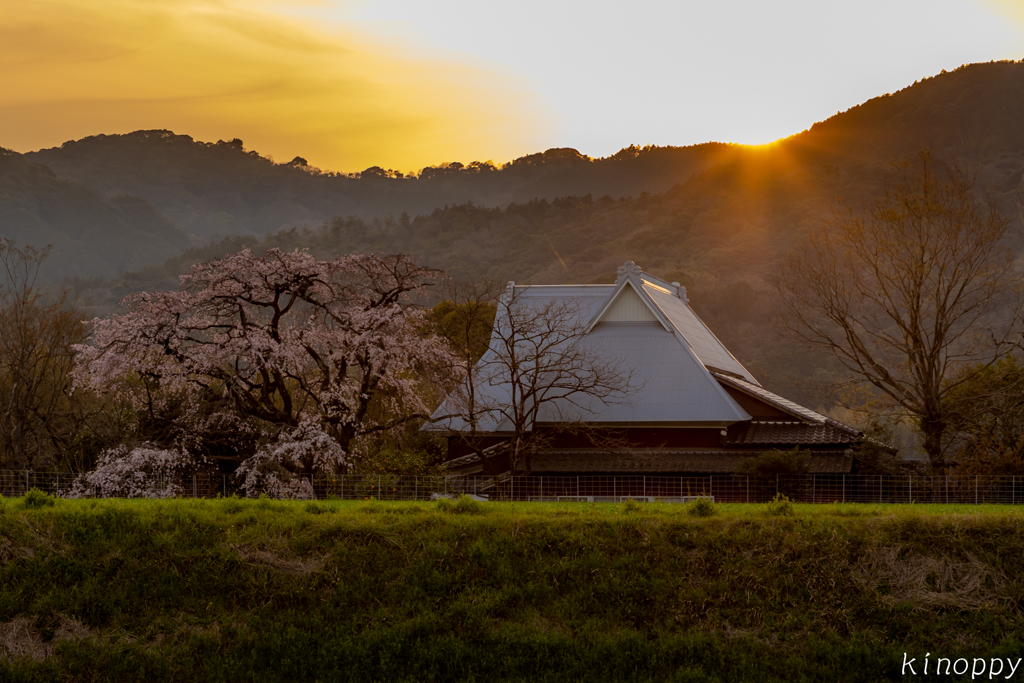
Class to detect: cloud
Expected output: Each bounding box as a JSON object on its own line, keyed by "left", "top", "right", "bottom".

{"left": 0, "top": 0, "right": 551, "bottom": 171}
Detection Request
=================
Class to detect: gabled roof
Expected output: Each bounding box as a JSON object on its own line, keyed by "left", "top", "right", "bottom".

{"left": 429, "top": 261, "right": 765, "bottom": 432}
{"left": 585, "top": 262, "right": 759, "bottom": 384}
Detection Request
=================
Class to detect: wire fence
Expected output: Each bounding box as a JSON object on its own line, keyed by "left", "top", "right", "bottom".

{"left": 3, "top": 470, "right": 1024, "bottom": 504}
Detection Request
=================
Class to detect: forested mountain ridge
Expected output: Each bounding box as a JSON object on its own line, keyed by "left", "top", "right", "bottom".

{"left": 25, "top": 132, "right": 737, "bottom": 240}
{"left": 9, "top": 60, "right": 1024, "bottom": 287}
{"left": 0, "top": 149, "right": 190, "bottom": 280}
{"left": 59, "top": 60, "right": 1024, "bottom": 410}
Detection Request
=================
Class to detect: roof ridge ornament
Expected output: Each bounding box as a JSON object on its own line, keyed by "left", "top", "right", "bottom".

{"left": 671, "top": 281, "right": 689, "bottom": 304}
{"left": 616, "top": 260, "right": 642, "bottom": 284}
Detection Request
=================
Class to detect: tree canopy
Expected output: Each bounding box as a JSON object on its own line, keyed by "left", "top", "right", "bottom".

{"left": 74, "top": 248, "right": 454, "bottom": 478}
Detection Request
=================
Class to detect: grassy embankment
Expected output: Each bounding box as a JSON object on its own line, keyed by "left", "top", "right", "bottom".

{"left": 1, "top": 494, "right": 1024, "bottom": 682}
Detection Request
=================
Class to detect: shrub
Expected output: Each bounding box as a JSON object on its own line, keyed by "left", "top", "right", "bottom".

{"left": 736, "top": 448, "right": 809, "bottom": 476}
{"left": 686, "top": 497, "right": 717, "bottom": 517}
{"left": 67, "top": 445, "right": 193, "bottom": 498}
{"left": 437, "top": 495, "right": 485, "bottom": 515}
{"left": 22, "top": 488, "right": 56, "bottom": 509}
{"left": 621, "top": 498, "right": 643, "bottom": 514}
{"left": 765, "top": 492, "right": 795, "bottom": 517}
{"left": 234, "top": 453, "right": 314, "bottom": 499}
{"left": 304, "top": 501, "right": 331, "bottom": 515}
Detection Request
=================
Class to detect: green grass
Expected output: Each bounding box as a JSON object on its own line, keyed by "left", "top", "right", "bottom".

{"left": 2, "top": 496, "right": 1024, "bottom": 681}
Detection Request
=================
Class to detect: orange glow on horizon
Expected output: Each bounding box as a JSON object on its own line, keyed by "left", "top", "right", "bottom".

{"left": 0, "top": 0, "right": 550, "bottom": 173}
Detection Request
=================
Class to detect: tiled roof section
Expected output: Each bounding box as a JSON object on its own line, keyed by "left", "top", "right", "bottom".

{"left": 529, "top": 448, "right": 854, "bottom": 474}
{"left": 712, "top": 372, "right": 829, "bottom": 423}
{"left": 443, "top": 441, "right": 508, "bottom": 472}
{"left": 445, "top": 452, "right": 485, "bottom": 469}
{"left": 711, "top": 372, "right": 862, "bottom": 437}
{"left": 726, "top": 421, "right": 860, "bottom": 446}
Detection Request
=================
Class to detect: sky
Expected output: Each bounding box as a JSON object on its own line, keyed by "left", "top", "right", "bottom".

{"left": 1, "top": 0, "right": 1023, "bottom": 173}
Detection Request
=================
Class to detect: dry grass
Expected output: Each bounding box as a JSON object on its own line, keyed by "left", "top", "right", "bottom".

{"left": 232, "top": 543, "right": 324, "bottom": 575}
{"left": 0, "top": 536, "right": 34, "bottom": 566}
{"left": 852, "top": 545, "right": 1008, "bottom": 611}
{"left": 0, "top": 615, "right": 92, "bottom": 661}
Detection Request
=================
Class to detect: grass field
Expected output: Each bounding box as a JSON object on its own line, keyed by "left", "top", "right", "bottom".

{"left": 1, "top": 494, "right": 1023, "bottom": 682}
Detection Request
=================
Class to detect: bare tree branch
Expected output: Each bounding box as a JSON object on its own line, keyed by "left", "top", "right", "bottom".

{"left": 776, "top": 150, "right": 1023, "bottom": 469}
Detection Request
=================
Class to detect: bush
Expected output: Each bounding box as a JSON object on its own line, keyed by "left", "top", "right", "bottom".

{"left": 304, "top": 501, "right": 331, "bottom": 515}
{"left": 621, "top": 498, "right": 643, "bottom": 514}
{"left": 764, "top": 492, "right": 795, "bottom": 517}
{"left": 437, "top": 495, "right": 485, "bottom": 515}
{"left": 686, "top": 497, "right": 717, "bottom": 517}
{"left": 22, "top": 488, "right": 56, "bottom": 509}
{"left": 736, "top": 448, "right": 809, "bottom": 476}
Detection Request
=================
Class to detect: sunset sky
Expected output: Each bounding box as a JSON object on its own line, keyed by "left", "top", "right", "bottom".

{"left": 1, "top": 0, "right": 1022, "bottom": 173}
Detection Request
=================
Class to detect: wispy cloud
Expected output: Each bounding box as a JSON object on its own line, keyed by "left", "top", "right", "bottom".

{"left": 0, "top": 0, "right": 551, "bottom": 171}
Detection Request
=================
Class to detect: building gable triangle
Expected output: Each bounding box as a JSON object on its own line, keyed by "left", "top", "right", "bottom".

{"left": 586, "top": 279, "right": 671, "bottom": 332}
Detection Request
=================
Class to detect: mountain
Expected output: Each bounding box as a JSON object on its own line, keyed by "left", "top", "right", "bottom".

{"left": 0, "top": 149, "right": 190, "bottom": 280}
{"left": 59, "top": 60, "right": 1024, "bottom": 408}
{"left": 22, "top": 60, "right": 1024, "bottom": 285}
{"left": 25, "top": 132, "right": 736, "bottom": 240}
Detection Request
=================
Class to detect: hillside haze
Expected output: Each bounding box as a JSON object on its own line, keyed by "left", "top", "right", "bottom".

{"left": 5, "top": 61, "right": 1023, "bottom": 284}
{"left": 25, "top": 133, "right": 736, "bottom": 240}
{"left": 0, "top": 149, "right": 189, "bottom": 280}
{"left": 49, "top": 60, "right": 1024, "bottom": 409}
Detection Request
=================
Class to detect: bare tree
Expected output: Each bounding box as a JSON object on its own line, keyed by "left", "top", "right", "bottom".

{"left": 0, "top": 240, "right": 86, "bottom": 469}
{"left": 776, "top": 151, "right": 1022, "bottom": 470}
{"left": 441, "top": 282, "right": 636, "bottom": 475}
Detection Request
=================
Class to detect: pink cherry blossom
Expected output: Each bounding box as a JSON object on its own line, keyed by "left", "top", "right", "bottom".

{"left": 74, "top": 249, "right": 456, "bottom": 478}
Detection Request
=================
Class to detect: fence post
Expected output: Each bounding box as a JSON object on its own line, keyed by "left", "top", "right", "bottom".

{"left": 643, "top": 475, "right": 646, "bottom": 498}
{"left": 775, "top": 474, "right": 779, "bottom": 498}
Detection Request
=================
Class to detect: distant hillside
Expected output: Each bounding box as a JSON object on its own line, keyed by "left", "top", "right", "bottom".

{"left": 25, "top": 133, "right": 736, "bottom": 240}
{"left": 61, "top": 60, "right": 1024, "bottom": 409}
{"left": 0, "top": 150, "right": 189, "bottom": 280}
{"left": 16, "top": 60, "right": 1024, "bottom": 285}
